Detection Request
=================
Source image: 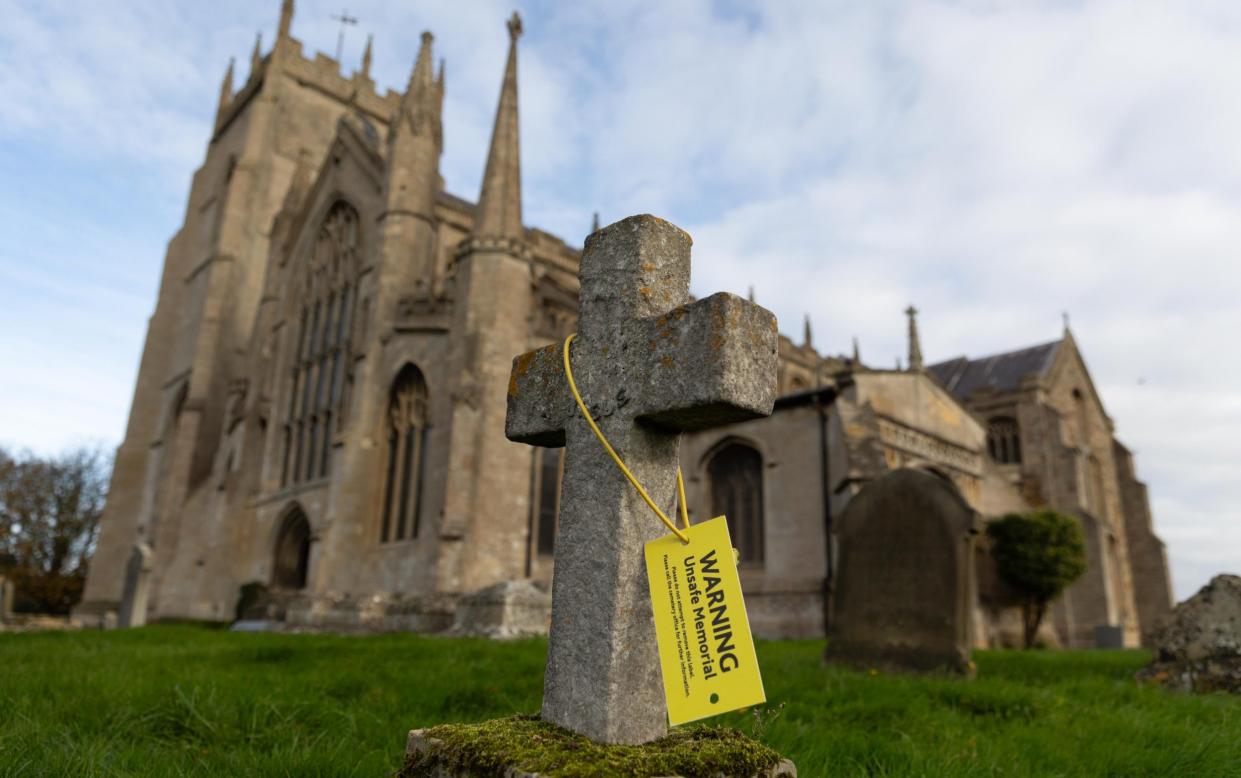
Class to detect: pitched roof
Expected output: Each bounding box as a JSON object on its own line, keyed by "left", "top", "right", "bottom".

{"left": 928, "top": 339, "right": 1062, "bottom": 400}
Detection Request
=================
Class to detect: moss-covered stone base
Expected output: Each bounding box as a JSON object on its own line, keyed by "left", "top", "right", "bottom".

{"left": 399, "top": 715, "right": 796, "bottom": 778}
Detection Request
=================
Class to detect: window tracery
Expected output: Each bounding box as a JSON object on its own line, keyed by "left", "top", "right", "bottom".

{"left": 986, "top": 416, "right": 1022, "bottom": 464}
{"left": 281, "top": 201, "right": 360, "bottom": 486}
{"left": 381, "top": 364, "right": 430, "bottom": 543}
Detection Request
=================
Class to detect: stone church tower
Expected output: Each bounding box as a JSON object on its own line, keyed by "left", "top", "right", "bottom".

{"left": 78, "top": 3, "right": 1173, "bottom": 648}
{"left": 77, "top": 2, "right": 580, "bottom": 626}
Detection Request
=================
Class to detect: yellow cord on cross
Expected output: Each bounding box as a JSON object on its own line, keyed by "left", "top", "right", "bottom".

{"left": 563, "top": 333, "right": 692, "bottom": 544}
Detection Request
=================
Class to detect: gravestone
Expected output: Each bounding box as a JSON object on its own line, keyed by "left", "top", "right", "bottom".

{"left": 1137, "top": 573, "right": 1241, "bottom": 693}
{"left": 0, "top": 575, "right": 14, "bottom": 624}
{"left": 452, "top": 580, "right": 551, "bottom": 639}
{"left": 826, "top": 468, "right": 980, "bottom": 674}
{"left": 118, "top": 543, "right": 154, "bottom": 629}
{"left": 506, "top": 214, "right": 779, "bottom": 744}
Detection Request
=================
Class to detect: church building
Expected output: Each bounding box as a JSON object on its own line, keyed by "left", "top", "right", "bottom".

{"left": 76, "top": 2, "right": 1173, "bottom": 649}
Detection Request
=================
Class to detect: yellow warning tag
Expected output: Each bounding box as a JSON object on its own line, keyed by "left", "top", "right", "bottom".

{"left": 644, "top": 516, "right": 766, "bottom": 726}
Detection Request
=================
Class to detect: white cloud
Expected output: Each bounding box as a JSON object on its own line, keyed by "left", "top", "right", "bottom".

{"left": 0, "top": 0, "right": 1238, "bottom": 600}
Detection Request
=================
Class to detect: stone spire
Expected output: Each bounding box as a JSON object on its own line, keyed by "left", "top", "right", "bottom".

{"left": 475, "top": 12, "right": 524, "bottom": 240}
{"left": 392, "top": 31, "right": 442, "bottom": 146}
{"left": 803, "top": 314, "right": 813, "bottom": 348}
{"left": 278, "top": 0, "right": 295, "bottom": 39}
{"left": 592, "top": 211, "right": 601, "bottom": 233}
{"left": 905, "top": 305, "right": 924, "bottom": 372}
{"left": 218, "top": 57, "right": 235, "bottom": 114}
{"left": 361, "top": 34, "right": 373, "bottom": 79}
{"left": 408, "top": 32, "right": 435, "bottom": 93}
{"left": 251, "top": 32, "right": 263, "bottom": 72}
{"left": 852, "top": 336, "right": 861, "bottom": 364}
{"left": 747, "top": 285, "right": 756, "bottom": 303}
{"left": 383, "top": 30, "right": 442, "bottom": 225}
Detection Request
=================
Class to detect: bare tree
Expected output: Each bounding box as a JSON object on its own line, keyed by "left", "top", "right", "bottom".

{"left": 0, "top": 446, "right": 110, "bottom": 614}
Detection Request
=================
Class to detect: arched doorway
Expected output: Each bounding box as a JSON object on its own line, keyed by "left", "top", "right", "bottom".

{"left": 272, "top": 508, "right": 311, "bottom": 590}
{"left": 706, "top": 441, "right": 765, "bottom": 566}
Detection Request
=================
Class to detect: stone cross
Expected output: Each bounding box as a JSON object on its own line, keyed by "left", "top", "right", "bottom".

{"left": 506, "top": 214, "right": 778, "bottom": 744}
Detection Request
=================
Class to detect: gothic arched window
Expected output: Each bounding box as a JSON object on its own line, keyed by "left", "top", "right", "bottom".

{"left": 987, "top": 416, "right": 1022, "bottom": 464}
{"left": 272, "top": 507, "right": 311, "bottom": 590}
{"left": 707, "top": 442, "right": 765, "bottom": 566}
{"left": 381, "top": 364, "right": 430, "bottom": 543}
{"left": 282, "top": 201, "right": 360, "bottom": 487}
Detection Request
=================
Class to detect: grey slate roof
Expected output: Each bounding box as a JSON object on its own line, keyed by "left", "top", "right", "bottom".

{"left": 928, "top": 339, "right": 1062, "bottom": 400}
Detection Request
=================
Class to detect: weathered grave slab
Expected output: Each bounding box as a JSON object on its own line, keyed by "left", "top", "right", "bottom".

{"left": 452, "top": 580, "right": 550, "bottom": 638}
{"left": 826, "top": 468, "right": 980, "bottom": 674}
{"left": 1137, "top": 573, "right": 1241, "bottom": 693}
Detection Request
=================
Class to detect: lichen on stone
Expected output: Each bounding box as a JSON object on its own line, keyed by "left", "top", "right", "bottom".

{"left": 399, "top": 715, "right": 784, "bottom": 778}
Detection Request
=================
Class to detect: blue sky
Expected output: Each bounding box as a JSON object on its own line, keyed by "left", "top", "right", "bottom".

{"left": 1, "top": 0, "right": 1238, "bottom": 601}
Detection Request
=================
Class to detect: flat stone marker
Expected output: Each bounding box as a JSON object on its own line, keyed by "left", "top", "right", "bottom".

{"left": 826, "top": 469, "right": 980, "bottom": 674}
{"left": 118, "top": 543, "right": 154, "bottom": 629}
{"left": 506, "top": 214, "right": 778, "bottom": 744}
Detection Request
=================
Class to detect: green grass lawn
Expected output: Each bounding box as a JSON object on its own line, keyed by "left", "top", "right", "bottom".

{"left": 0, "top": 626, "right": 1237, "bottom": 777}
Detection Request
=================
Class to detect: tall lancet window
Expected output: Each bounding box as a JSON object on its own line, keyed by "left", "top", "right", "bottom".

{"left": 707, "top": 442, "right": 765, "bottom": 566}
{"left": 529, "top": 448, "right": 563, "bottom": 557}
{"left": 381, "top": 364, "right": 430, "bottom": 543}
{"left": 282, "top": 201, "right": 360, "bottom": 487}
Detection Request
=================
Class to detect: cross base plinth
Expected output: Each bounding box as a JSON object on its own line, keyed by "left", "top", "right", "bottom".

{"left": 401, "top": 718, "right": 797, "bottom": 778}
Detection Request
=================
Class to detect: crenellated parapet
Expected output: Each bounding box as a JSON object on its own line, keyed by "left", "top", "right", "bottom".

{"left": 214, "top": 28, "right": 401, "bottom": 142}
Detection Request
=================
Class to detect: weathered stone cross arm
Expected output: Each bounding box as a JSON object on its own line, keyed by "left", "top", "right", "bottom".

{"left": 507, "top": 219, "right": 779, "bottom": 445}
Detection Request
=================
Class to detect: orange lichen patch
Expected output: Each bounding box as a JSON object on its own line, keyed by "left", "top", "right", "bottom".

{"left": 642, "top": 262, "right": 656, "bottom": 273}
{"left": 660, "top": 356, "right": 675, "bottom": 368}
{"left": 639, "top": 286, "right": 653, "bottom": 300}
{"left": 509, "top": 350, "right": 537, "bottom": 397}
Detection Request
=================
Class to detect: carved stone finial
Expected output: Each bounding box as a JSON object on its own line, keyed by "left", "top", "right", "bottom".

{"left": 905, "top": 305, "right": 924, "bottom": 373}
{"left": 507, "top": 11, "right": 523, "bottom": 41}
